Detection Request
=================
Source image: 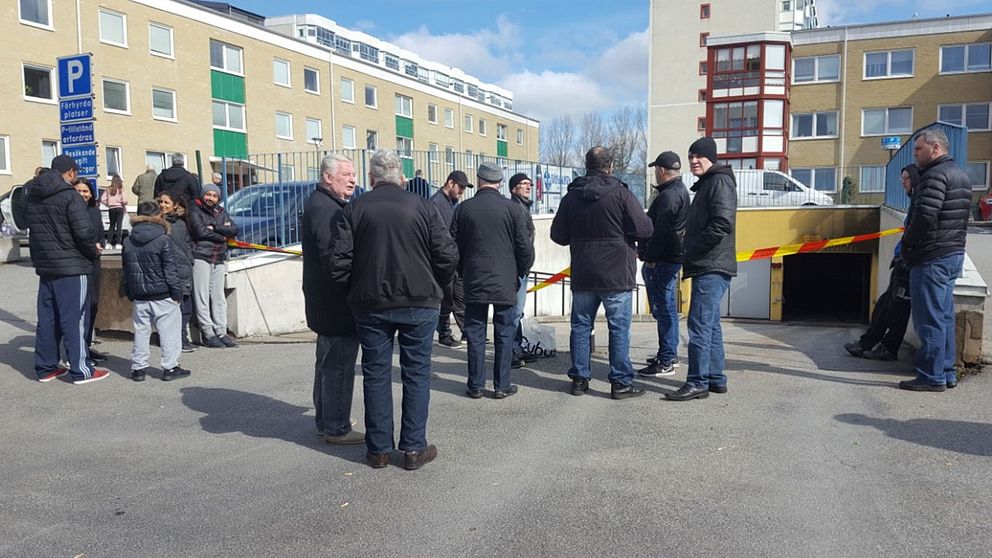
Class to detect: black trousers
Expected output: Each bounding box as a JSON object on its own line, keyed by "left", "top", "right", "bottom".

{"left": 860, "top": 266, "right": 911, "bottom": 353}
{"left": 107, "top": 207, "right": 126, "bottom": 245}
{"left": 437, "top": 274, "right": 465, "bottom": 338}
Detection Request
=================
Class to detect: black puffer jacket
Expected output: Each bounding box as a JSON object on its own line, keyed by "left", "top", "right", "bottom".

{"left": 901, "top": 155, "right": 971, "bottom": 267}
{"left": 24, "top": 171, "right": 99, "bottom": 278}
{"left": 639, "top": 177, "right": 690, "bottom": 264}
{"left": 164, "top": 208, "right": 194, "bottom": 296}
{"left": 683, "top": 165, "right": 737, "bottom": 279}
{"left": 121, "top": 216, "right": 182, "bottom": 301}
{"left": 430, "top": 190, "right": 457, "bottom": 229}
{"left": 154, "top": 165, "right": 202, "bottom": 203}
{"left": 511, "top": 193, "right": 535, "bottom": 243}
{"left": 302, "top": 186, "right": 355, "bottom": 337}
{"left": 332, "top": 183, "right": 458, "bottom": 313}
{"left": 188, "top": 199, "right": 240, "bottom": 264}
{"left": 550, "top": 171, "right": 653, "bottom": 291}
{"left": 452, "top": 189, "right": 535, "bottom": 305}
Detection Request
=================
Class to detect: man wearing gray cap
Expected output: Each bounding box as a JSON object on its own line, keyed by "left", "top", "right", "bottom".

{"left": 452, "top": 162, "right": 534, "bottom": 398}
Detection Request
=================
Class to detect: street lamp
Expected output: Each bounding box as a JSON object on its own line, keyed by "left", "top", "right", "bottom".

{"left": 311, "top": 137, "right": 322, "bottom": 181}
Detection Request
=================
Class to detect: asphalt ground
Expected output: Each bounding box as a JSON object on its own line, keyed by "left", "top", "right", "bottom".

{"left": 1, "top": 260, "right": 991, "bottom": 557}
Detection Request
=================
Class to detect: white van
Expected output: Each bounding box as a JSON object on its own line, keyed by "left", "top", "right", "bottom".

{"left": 682, "top": 169, "right": 834, "bottom": 208}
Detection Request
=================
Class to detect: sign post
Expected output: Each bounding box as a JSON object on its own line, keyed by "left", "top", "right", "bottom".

{"left": 57, "top": 54, "right": 97, "bottom": 178}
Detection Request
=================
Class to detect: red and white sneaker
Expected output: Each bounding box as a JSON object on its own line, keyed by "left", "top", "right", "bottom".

{"left": 72, "top": 368, "right": 111, "bottom": 385}
{"left": 38, "top": 367, "right": 69, "bottom": 382}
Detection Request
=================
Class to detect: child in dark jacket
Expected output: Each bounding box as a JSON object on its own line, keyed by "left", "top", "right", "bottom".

{"left": 121, "top": 201, "right": 190, "bottom": 382}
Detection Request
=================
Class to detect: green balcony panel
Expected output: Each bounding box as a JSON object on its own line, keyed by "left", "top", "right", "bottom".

{"left": 211, "top": 71, "right": 245, "bottom": 104}
{"left": 395, "top": 116, "right": 414, "bottom": 139}
{"left": 213, "top": 129, "right": 247, "bottom": 158}
{"left": 497, "top": 140, "right": 508, "bottom": 158}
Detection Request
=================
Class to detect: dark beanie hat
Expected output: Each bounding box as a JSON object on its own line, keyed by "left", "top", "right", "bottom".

{"left": 509, "top": 173, "right": 531, "bottom": 190}
{"left": 688, "top": 137, "right": 718, "bottom": 164}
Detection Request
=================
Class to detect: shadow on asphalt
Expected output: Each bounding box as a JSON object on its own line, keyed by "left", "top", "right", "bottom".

{"left": 179, "top": 387, "right": 367, "bottom": 465}
{"left": 835, "top": 413, "right": 992, "bottom": 456}
{"left": 0, "top": 307, "right": 36, "bottom": 334}
{"left": 728, "top": 358, "right": 901, "bottom": 387}
{"left": 0, "top": 333, "right": 135, "bottom": 382}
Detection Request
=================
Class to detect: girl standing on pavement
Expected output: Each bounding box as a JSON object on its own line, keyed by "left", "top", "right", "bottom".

{"left": 73, "top": 177, "right": 108, "bottom": 363}
{"left": 101, "top": 174, "right": 128, "bottom": 248}
{"left": 158, "top": 191, "right": 198, "bottom": 352}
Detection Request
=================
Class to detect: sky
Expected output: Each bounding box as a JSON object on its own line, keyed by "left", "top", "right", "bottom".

{"left": 234, "top": 0, "right": 992, "bottom": 123}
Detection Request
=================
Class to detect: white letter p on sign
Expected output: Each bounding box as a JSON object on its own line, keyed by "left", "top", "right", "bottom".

{"left": 66, "top": 60, "right": 84, "bottom": 94}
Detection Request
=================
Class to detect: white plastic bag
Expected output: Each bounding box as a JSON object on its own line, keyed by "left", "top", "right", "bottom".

{"left": 521, "top": 317, "right": 556, "bottom": 358}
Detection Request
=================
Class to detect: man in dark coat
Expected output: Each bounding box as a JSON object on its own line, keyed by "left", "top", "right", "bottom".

{"left": 188, "top": 183, "right": 240, "bottom": 348}
{"left": 452, "top": 162, "right": 534, "bottom": 399}
{"left": 407, "top": 169, "right": 431, "bottom": 199}
{"left": 508, "top": 173, "right": 537, "bottom": 367}
{"left": 26, "top": 155, "right": 107, "bottom": 385}
{"left": 899, "top": 127, "right": 971, "bottom": 392}
{"left": 332, "top": 150, "right": 458, "bottom": 470}
{"left": 638, "top": 151, "right": 689, "bottom": 377}
{"left": 550, "top": 146, "right": 653, "bottom": 400}
{"left": 154, "top": 153, "right": 201, "bottom": 203}
{"left": 430, "top": 170, "right": 471, "bottom": 347}
{"left": 303, "top": 153, "right": 363, "bottom": 444}
{"left": 664, "top": 137, "right": 737, "bottom": 402}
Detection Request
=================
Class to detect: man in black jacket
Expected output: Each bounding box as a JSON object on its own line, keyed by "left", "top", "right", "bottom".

{"left": 332, "top": 150, "right": 458, "bottom": 470}
{"left": 154, "top": 153, "right": 201, "bottom": 203}
{"left": 453, "top": 162, "right": 534, "bottom": 399}
{"left": 899, "top": 127, "right": 971, "bottom": 392}
{"left": 509, "top": 173, "right": 537, "bottom": 367}
{"left": 303, "top": 154, "right": 363, "bottom": 444}
{"left": 188, "top": 183, "right": 240, "bottom": 349}
{"left": 665, "top": 137, "right": 737, "bottom": 402}
{"left": 551, "top": 146, "right": 653, "bottom": 399}
{"left": 26, "top": 155, "right": 107, "bottom": 385}
{"left": 638, "top": 151, "right": 689, "bottom": 377}
{"left": 430, "top": 170, "right": 471, "bottom": 347}
{"left": 122, "top": 202, "right": 189, "bottom": 382}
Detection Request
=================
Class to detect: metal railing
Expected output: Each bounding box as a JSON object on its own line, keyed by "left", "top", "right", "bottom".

{"left": 524, "top": 270, "right": 647, "bottom": 318}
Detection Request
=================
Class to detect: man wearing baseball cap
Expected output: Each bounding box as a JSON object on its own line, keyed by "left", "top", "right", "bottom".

{"left": 430, "top": 170, "right": 473, "bottom": 347}
{"left": 638, "top": 152, "right": 690, "bottom": 378}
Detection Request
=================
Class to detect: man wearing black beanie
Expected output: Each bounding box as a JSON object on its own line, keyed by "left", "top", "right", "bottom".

{"left": 508, "top": 173, "right": 537, "bottom": 367}
{"left": 664, "top": 137, "right": 737, "bottom": 401}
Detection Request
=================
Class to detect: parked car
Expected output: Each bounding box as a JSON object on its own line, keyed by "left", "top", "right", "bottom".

{"left": 0, "top": 183, "right": 134, "bottom": 240}
{"left": 682, "top": 169, "right": 834, "bottom": 207}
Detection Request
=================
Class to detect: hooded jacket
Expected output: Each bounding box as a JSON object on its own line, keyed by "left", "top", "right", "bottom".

{"left": 302, "top": 186, "right": 355, "bottom": 337}
{"left": 24, "top": 170, "right": 99, "bottom": 278}
{"left": 639, "top": 177, "right": 689, "bottom": 264}
{"left": 164, "top": 207, "right": 194, "bottom": 295}
{"left": 188, "top": 199, "right": 240, "bottom": 264}
{"left": 121, "top": 216, "right": 182, "bottom": 301}
{"left": 550, "top": 171, "right": 653, "bottom": 291}
{"left": 511, "top": 193, "right": 535, "bottom": 244}
{"left": 154, "top": 165, "right": 202, "bottom": 202}
{"left": 682, "top": 165, "right": 737, "bottom": 279}
{"left": 901, "top": 154, "right": 971, "bottom": 267}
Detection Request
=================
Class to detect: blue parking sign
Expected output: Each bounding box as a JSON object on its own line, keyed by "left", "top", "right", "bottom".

{"left": 63, "top": 144, "right": 98, "bottom": 177}
{"left": 58, "top": 54, "right": 92, "bottom": 99}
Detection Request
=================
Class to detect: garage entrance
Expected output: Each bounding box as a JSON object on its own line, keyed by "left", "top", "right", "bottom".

{"left": 782, "top": 252, "right": 872, "bottom": 323}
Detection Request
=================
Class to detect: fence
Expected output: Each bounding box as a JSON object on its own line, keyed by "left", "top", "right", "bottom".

{"left": 883, "top": 122, "right": 968, "bottom": 211}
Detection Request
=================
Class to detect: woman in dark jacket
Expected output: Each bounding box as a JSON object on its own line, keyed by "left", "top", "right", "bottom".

{"left": 73, "top": 177, "right": 107, "bottom": 362}
{"left": 158, "top": 191, "right": 197, "bottom": 352}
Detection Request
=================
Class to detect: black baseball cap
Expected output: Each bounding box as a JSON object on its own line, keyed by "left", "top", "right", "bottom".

{"left": 446, "top": 170, "right": 474, "bottom": 188}
{"left": 51, "top": 155, "right": 79, "bottom": 174}
{"left": 648, "top": 151, "right": 681, "bottom": 170}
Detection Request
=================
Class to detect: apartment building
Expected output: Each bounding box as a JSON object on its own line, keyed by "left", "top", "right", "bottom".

{"left": 1, "top": 0, "right": 540, "bottom": 192}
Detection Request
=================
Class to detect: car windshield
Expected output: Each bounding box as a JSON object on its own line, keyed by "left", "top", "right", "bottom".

{"left": 227, "top": 187, "right": 291, "bottom": 217}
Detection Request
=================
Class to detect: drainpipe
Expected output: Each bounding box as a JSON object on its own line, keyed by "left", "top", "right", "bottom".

{"left": 839, "top": 27, "right": 849, "bottom": 185}
{"left": 75, "top": 0, "right": 83, "bottom": 52}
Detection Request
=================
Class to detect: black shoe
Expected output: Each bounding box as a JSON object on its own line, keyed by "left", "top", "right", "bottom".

{"left": 520, "top": 351, "right": 541, "bottom": 363}
{"left": 218, "top": 335, "right": 239, "bottom": 348}
{"left": 947, "top": 376, "right": 958, "bottom": 389}
{"left": 638, "top": 361, "right": 676, "bottom": 377}
{"left": 899, "top": 378, "right": 945, "bottom": 392}
{"left": 709, "top": 384, "right": 728, "bottom": 394}
{"left": 493, "top": 385, "right": 518, "bottom": 399}
{"left": 203, "top": 336, "right": 225, "bottom": 349}
{"left": 465, "top": 388, "right": 484, "bottom": 399}
{"left": 181, "top": 341, "right": 198, "bottom": 353}
{"left": 664, "top": 383, "right": 710, "bottom": 401}
{"left": 88, "top": 349, "right": 108, "bottom": 363}
{"left": 646, "top": 356, "right": 658, "bottom": 366}
{"left": 438, "top": 336, "right": 463, "bottom": 348}
{"left": 610, "top": 382, "right": 645, "bottom": 400}
{"left": 511, "top": 357, "right": 524, "bottom": 369}
{"left": 569, "top": 378, "right": 589, "bottom": 396}
{"left": 863, "top": 347, "right": 897, "bottom": 361}
{"left": 131, "top": 368, "right": 147, "bottom": 382}
{"left": 844, "top": 341, "right": 865, "bottom": 358}
{"left": 403, "top": 445, "right": 438, "bottom": 470}
{"left": 162, "top": 366, "right": 191, "bottom": 381}
{"left": 367, "top": 452, "right": 390, "bottom": 469}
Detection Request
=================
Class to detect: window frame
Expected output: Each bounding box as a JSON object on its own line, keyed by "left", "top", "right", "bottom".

{"left": 98, "top": 8, "right": 128, "bottom": 48}
{"left": 700, "top": 3, "right": 711, "bottom": 18}
{"left": 41, "top": 139, "right": 60, "bottom": 167}
{"left": 339, "top": 77, "right": 354, "bottom": 103}
{"left": 428, "top": 143, "right": 439, "bottom": 163}
{"left": 792, "top": 54, "right": 841, "bottom": 84}
{"left": 496, "top": 123, "right": 508, "bottom": 142}
{"left": 863, "top": 48, "right": 914, "bottom": 80}
{"left": 364, "top": 84, "right": 377, "bottom": 108}
{"left": 303, "top": 67, "right": 320, "bottom": 94}
{"left": 861, "top": 106, "right": 913, "bottom": 136}
{"left": 790, "top": 111, "right": 838, "bottom": 139}
{"left": 151, "top": 86, "right": 177, "bottom": 122}
{"left": 366, "top": 130, "right": 378, "bottom": 151}
{"left": 0, "top": 135, "right": 10, "bottom": 175}
{"left": 699, "top": 32, "right": 709, "bottom": 48}
{"left": 394, "top": 94, "right": 413, "bottom": 118}
{"left": 145, "top": 151, "right": 167, "bottom": 173}
{"left": 464, "top": 114, "right": 474, "bottom": 133}
{"left": 22, "top": 63, "right": 55, "bottom": 103}
{"left": 444, "top": 108, "right": 455, "bottom": 129}
{"left": 148, "top": 22, "right": 174, "bottom": 59}
{"left": 305, "top": 118, "right": 322, "bottom": 143}
{"left": 516, "top": 128, "right": 524, "bottom": 145}
{"left": 966, "top": 161, "right": 990, "bottom": 191}
{"left": 939, "top": 43, "right": 992, "bottom": 75}
{"left": 105, "top": 146, "right": 123, "bottom": 177}
{"left": 212, "top": 100, "right": 245, "bottom": 132}
{"left": 209, "top": 40, "right": 244, "bottom": 76}
{"left": 858, "top": 165, "right": 886, "bottom": 193}
{"left": 273, "top": 58, "right": 291, "bottom": 88}
{"left": 479, "top": 118, "right": 487, "bottom": 137}
{"left": 427, "top": 103, "right": 438, "bottom": 124}
{"left": 937, "top": 102, "right": 992, "bottom": 132}
{"left": 101, "top": 78, "right": 131, "bottom": 115}
{"left": 791, "top": 167, "right": 838, "bottom": 193}
{"left": 19, "top": 0, "right": 53, "bottom": 30}
{"left": 342, "top": 125, "right": 357, "bottom": 149}
{"left": 275, "top": 111, "right": 294, "bottom": 140}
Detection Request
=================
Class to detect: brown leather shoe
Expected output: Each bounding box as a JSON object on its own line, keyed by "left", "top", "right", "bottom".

{"left": 366, "top": 452, "right": 390, "bottom": 469}
{"left": 403, "top": 444, "right": 438, "bottom": 470}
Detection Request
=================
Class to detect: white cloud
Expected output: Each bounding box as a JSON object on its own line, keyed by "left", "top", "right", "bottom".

{"left": 390, "top": 16, "right": 521, "bottom": 79}
{"left": 497, "top": 70, "right": 613, "bottom": 122}
{"left": 593, "top": 29, "right": 649, "bottom": 92}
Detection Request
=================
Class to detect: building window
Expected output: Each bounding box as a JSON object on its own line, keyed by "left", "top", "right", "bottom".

{"left": 19, "top": 0, "right": 52, "bottom": 28}
{"left": 864, "top": 49, "right": 914, "bottom": 79}
{"left": 711, "top": 101, "right": 758, "bottom": 139}
{"left": 273, "top": 59, "right": 291, "bottom": 87}
{"left": 859, "top": 165, "right": 886, "bottom": 193}
{"left": 209, "top": 40, "right": 243, "bottom": 75}
{"left": 697, "top": 117, "right": 706, "bottom": 131}
{"left": 417, "top": 67, "right": 430, "bottom": 83}
{"left": 99, "top": 9, "right": 127, "bottom": 47}
{"left": 699, "top": 61, "right": 708, "bottom": 75}
{"left": 0, "top": 136, "right": 10, "bottom": 174}
{"left": 445, "top": 146, "right": 455, "bottom": 166}
{"left": 698, "top": 89, "right": 708, "bottom": 102}
{"left": 862, "top": 107, "right": 912, "bottom": 135}
{"left": 23, "top": 64, "right": 53, "bottom": 101}
{"left": 145, "top": 151, "right": 166, "bottom": 173}
{"left": 428, "top": 143, "right": 439, "bottom": 163}
{"left": 479, "top": 119, "right": 488, "bottom": 136}
{"left": 464, "top": 114, "right": 474, "bottom": 133}
{"left": 427, "top": 104, "right": 438, "bottom": 124}
{"left": 305, "top": 118, "right": 322, "bottom": 142}
{"left": 211, "top": 100, "right": 244, "bottom": 132}
{"left": 342, "top": 125, "right": 356, "bottom": 149}
{"left": 497, "top": 124, "right": 508, "bottom": 142}
{"left": 444, "top": 108, "right": 455, "bottom": 129}
{"left": 791, "top": 167, "right": 837, "bottom": 192}
{"left": 359, "top": 43, "right": 379, "bottom": 63}
{"left": 404, "top": 61, "right": 418, "bottom": 78}
{"left": 395, "top": 94, "right": 413, "bottom": 117}
{"left": 384, "top": 53, "right": 400, "bottom": 71}
{"left": 151, "top": 87, "right": 176, "bottom": 121}
{"left": 275, "top": 112, "right": 293, "bottom": 139}
{"left": 793, "top": 55, "right": 840, "bottom": 83}
{"left": 105, "top": 146, "right": 122, "bottom": 177}
{"left": 967, "top": 162, "right": 990, "bottom": 190}
{"left": 396, "top": 137, "right": 413, "bottom": 158}
{"left": 699, "top": 32, "right": 709, "bottom": 47}
{"left": 516, "top": 128, "right": 524, "bottom": 145}
{"left": 700, "top": 3, "right": 711, "bottom": 18}
{"left": 42, "top": 140, "right": 59, "bottom": 166}
{"left": 940, "top": 44, "right": 992, "bottom": 74}
{"left": 452, "top": 79, "right": 465, "bottom": 94}
{"left": 281, "top": 165, "right": 295, "bottom": 181}
{"left": 791, "top": 112, "right": 838, "bottom": 138}
{"left": 304, "top": 67, "right": 319, "bottom": 94}
{"left": 102, "top": 79, "right": 130, "bottom": 114}
{"left": 364, "top": 85, "right": 377, "bottom": 108}
{"left": 340, "top": 78, "right": 354, "bottom": 103}
{"left": 938, "top": 103, "right": 992, "bottom": 132}
{"left": 366, "top": 130, "right": 378, "bottom": 150}
{"left": 435, "top": 73, "right": 449, "bottom": 88}
{"left": 334, "top": 36, "right": 351, "bottom": 57}
{"left": 145, "top": 24, "right": 173, "bottom": 60}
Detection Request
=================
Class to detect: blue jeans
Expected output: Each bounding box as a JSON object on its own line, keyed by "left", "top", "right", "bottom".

{"left": 909, "top": 253, "right": 963, "bottom": 386}
{"left": 642, "top": 262, "right": 681, "bottom": 364}
{"left": 513, "top": 274, "right": 527, "bottom": 354}
{"left": 686, "top": 273, "right": 730, "bottom": 389}
{"left": 464, "top": 303, "right": 517, "bottom": 391}
{"left": 567, "top": 290, "right": 634, "bottom": 385}
{"left": 354, "top": 307, "right": 438, "bottom": 455}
